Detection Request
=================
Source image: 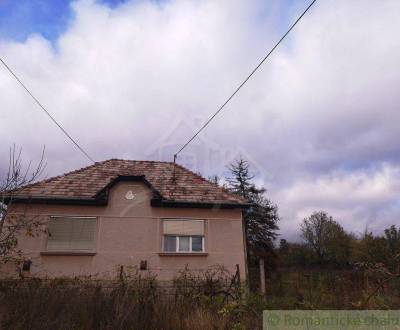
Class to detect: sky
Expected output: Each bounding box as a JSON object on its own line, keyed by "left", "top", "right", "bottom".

{"left": 0, "top": 0, "right": 399, "bottom": 240}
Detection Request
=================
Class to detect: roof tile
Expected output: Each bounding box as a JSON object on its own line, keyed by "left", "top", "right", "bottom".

{"left": 14, "top": 159, "right": 247, "bottom": 205}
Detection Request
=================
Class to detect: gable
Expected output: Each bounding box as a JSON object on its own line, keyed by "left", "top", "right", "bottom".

{"left": 107, "top": 181, "right": 152, "bottom": 216}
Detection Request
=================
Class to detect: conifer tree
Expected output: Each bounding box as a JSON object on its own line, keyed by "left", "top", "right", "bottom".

{"left": 226, "top": 158, "right": 279, "bottom": 259}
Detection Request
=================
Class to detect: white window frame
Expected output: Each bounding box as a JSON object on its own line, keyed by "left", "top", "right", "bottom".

{"left": 163, "top": 235, "right": 205, "bottom": 253}
{"left": 162, "top": 219, "right": 205, "bottom": 253}
{"left": 45, "top": 216, "right": 97, "bottom": 252}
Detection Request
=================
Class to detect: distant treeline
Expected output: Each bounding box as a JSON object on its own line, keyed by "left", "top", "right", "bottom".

{"left": 276, "top": 211, "right": 400, "bottom": 272}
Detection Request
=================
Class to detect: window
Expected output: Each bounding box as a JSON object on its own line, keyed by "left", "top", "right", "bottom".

{"left": 163, "top": 219, "right": 204, "bottom": 253}
{"left": 46, "top": 217, "right": 96, "bottom": 251}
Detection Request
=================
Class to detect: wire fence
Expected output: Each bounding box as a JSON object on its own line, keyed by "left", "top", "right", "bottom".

{"left": 0, "top": 264, "right": 243, "bottom": 301}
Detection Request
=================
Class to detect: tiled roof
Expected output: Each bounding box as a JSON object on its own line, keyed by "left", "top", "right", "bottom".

{"left": 12, "top": 159, "right": 248, "bottom": 206}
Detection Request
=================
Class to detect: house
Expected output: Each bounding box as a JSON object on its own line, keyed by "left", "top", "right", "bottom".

{"left": 3, "top": 159, "right": 249, "bottom": 280}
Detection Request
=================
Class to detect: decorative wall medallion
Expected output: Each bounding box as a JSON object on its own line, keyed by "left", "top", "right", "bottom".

{"left": 125, "top": 190, "right": 135, "bottom": 200}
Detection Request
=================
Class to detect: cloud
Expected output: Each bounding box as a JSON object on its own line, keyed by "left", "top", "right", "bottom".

{"left": 0, "top": 0, "right": 399, "bottom": 239}
{"left": 274, "top": 164, "right": 400, "bottom": 240}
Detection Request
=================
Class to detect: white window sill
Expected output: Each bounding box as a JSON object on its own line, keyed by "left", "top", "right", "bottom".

{"left": 40, "top": 251, "right": 96, "bottom": 256}
{"left": 158, "top": 252, "right": 208, "bottom": 257}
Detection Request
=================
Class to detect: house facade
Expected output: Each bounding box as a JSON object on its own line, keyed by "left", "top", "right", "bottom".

{"left": 3, "top": 159, "right": 249, "bottom": 280}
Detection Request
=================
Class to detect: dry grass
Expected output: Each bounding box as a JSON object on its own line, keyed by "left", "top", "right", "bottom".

{"left": 0, "top": 267, "right": 261, "bottom": 330}
{"left": 3, "top": 267, "right": 397, "bottom": 329}
{"left": 265, "top": 268, "right": 400, "bottom": 309}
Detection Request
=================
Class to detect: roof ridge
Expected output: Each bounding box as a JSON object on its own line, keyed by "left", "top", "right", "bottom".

{"left": 105, "top": 158, "right": 174, "bottom": 164}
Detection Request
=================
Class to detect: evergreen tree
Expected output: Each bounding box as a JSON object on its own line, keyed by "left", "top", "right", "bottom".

{"left": 226, "top": 158, "right": 279, "bottom": 259}
{"left": 384, "top": 225, "right": 400, "bottom": 257}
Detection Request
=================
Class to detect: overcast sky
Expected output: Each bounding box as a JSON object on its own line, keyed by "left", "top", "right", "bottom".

{"left": 1, "top": 0, "right": 399, "bottom": 240}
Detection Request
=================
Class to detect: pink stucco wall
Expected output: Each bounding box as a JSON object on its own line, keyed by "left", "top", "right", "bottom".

{"left": 3, "top": 182, "right": 247, "bottom": 281}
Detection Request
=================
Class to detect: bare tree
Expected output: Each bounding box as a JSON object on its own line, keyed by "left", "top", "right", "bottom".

{"left": 301, "top": 211, "right": 350, "bottom": 266}
{"left": 356, "top": 254, "right": 400, "bottom": 308}
{"left": 0, "top": 145, "right": 46, "bottom": 263}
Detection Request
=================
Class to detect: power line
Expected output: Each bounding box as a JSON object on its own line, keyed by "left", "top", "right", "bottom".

{"left": 174, "top": 0, "right": 317, "bottom": 159}
{"left": 0, "top": 57, "right": 95, "bottom": 163}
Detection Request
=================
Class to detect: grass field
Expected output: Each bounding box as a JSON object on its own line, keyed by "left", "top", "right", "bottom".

{"left": 0, "top": 267, "right": 399, "bottom": 329}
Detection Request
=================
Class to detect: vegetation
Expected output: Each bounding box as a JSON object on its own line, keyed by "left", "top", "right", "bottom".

{"left": 226, "top": 158, "right": 279, "bottom": 268}
{"left": 278, "top": 218, "right": 400, "bottom": 270}
{"left": 300, "top": 211, "right": 351, "bottom": 266}
{"left": 265, "top": 267, "right": 400, "bottom": 310}
{"left": 0, "top": 146, "right": 45, "bottom": 263}
{"left": 272, "top": 213, "right": 400, "bottom": 310}
{"left": 222, "top": 158, "right": 400, "bottom": 311}
{"left": 0, "top": 266, "right": 264, "bottom": 330}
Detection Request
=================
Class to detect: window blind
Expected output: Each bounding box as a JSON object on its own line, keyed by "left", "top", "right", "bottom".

{"left": 47, "top": 217, "right": 96, "bottom": 251}
{"left": 163, "top": 220, "right": 204, "bottom": 236}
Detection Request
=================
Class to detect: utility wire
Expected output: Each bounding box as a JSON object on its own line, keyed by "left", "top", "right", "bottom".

{"left": 0, "top": 57, "right": 95, "bottom": 163}
{"left": 174, "top": 0, "right": 317, "bottom": 159}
